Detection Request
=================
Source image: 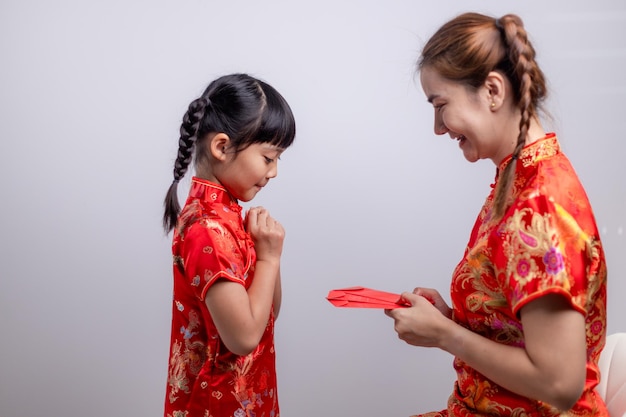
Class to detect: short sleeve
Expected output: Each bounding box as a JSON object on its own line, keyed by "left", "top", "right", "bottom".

{"left": 491, "top": 194, "right": 592, "bottom": 316}
{"left": 180, "top": 218, "right": 248, "bottom": 300}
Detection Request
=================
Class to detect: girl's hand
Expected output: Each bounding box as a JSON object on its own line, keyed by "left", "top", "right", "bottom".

{"left": 245, "top": 207, "right": 284, "bottom": 263}
{"left": 385, "top": 290, "right": 453, "bottom": 348}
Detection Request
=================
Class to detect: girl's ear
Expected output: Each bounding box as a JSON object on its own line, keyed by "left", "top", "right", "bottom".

{"left": 484, "top": 71, "right": 507, "bottom": 111}
{"left": 208, "top": 133, "right": 231, "bottom": 161}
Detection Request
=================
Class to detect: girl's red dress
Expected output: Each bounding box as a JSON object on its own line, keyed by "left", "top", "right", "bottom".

{"left": 164, "top": 177, "right": 279, "bottom": 417}
{"left": 418, "top": 134, "right": 608, "bottom": 416}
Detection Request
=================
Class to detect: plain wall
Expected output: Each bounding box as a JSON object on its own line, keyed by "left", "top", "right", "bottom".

{"left": 1, "top": 1, "right": 625, "bottom": 416}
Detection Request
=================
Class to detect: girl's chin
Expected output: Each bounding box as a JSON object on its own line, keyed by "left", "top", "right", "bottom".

{"left": 239, "top": 189, "right": 260, "bottom": 202}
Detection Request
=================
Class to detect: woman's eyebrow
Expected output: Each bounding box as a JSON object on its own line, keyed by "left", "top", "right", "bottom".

{"left": 427, "top": 94, "right": 440, "bottom": 104}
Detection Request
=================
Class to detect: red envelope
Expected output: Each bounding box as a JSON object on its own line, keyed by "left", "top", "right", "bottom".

{"left": 326, "top": 286, "right": 410, "bottom": 309}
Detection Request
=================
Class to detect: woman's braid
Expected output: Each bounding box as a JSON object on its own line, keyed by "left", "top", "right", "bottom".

{"left": 492, "top": 15, "right": 542, "bottom": 219}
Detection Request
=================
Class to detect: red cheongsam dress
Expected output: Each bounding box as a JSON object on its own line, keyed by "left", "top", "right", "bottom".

{"left": 417, "top": 134, "right": 608, "bottom": 416}
{"left": 164, "top": 177, "right": 279, "bottom": 417}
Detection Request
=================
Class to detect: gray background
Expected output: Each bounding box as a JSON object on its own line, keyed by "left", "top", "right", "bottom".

{"left": 1, "top": 1, "right": 624, "bottom": 416}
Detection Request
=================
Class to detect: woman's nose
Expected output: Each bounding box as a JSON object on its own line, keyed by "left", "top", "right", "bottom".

{"left": 434, "top": 113, "right": 447, "bottom": 135}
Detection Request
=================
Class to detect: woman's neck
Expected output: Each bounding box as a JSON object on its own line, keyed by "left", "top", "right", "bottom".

{"left": 525, "top": 117, "right": 546, "bottom": 146}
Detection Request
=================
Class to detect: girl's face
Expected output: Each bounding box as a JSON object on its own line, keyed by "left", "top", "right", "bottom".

{"left": 216, "top": 142, "right": 284, "bottom": 202}
{"left": 419, "top": 66, "right": 513, "bottom": 165}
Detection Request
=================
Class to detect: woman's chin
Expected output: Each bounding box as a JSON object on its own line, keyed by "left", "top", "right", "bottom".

{"left": 461, "top": 150, "right": 480, "bottom": 163}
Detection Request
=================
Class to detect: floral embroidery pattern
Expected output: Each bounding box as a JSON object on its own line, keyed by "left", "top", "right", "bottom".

{"left": 421, "top": 136, "right": 608, "bottom": 417}
{"left": 543, "top": 247, "right": 564, "bottom": 275}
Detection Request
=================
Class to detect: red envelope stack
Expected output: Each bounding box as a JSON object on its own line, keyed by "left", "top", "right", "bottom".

{"left": 326, "top": 286, "right": 410, "bottom": 309}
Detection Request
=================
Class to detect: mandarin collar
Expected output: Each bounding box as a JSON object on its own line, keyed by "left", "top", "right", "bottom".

{"left": 497, "top": 133, "right": 559, "bottom": 173}
{"left": 189, "top": 177, "right": 240, "bottom": 210}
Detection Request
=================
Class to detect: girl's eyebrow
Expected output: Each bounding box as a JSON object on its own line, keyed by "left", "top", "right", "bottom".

{"left": 263, "top": 144, "right": 285, "bottom": 152}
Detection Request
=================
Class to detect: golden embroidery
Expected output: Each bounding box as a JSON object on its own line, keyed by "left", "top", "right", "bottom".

{"left": 167, "top": 310, "right": 206, "bottom": 403}
{"left": 503, "top": 208, "right": 570, "bottom": 292}
{"left": 168, "top": 339, "right": 188, "bottom": 404}
{"left": 519, "top": 138, "right": 559, "bottom": 167}
{"left": 553, "top": 202, "right": 590, "bottom": 253}
{"left": 200, "top": 218, "right": 227, "bottom": 236}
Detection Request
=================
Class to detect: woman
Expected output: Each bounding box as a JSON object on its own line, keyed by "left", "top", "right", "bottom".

{"left": 386, "top": 12, "right": 608, "bottom": 416}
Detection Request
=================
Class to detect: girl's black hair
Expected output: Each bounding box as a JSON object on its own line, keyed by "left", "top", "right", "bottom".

{"left": 162, "top": 73, "right": 296, "bottom": 232}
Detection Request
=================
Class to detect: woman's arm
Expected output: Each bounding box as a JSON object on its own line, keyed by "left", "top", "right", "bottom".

{"left": 387, "top": 292, "right": 586, "bottom": 410}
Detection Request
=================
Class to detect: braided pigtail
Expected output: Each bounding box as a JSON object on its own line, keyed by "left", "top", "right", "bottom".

{"left": 162, "top": 97, "right": 208, "bottom": 232}
{"left": 491, "top": 14, "right": 547, "bottom": 220}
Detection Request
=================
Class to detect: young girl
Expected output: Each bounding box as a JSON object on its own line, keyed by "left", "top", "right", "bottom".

{"left": 162, "top": 73, "right": 296, "bottom": 417}
{"left": 386, "top": 13, "right": 608, "bottom": 416}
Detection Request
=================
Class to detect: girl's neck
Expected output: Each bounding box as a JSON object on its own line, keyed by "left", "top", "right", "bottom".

{"left": 194, "top": 167, "right": 219, "bottom": 184}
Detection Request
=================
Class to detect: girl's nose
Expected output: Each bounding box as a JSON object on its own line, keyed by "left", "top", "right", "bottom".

{"left": 267, "top": 163, "right": 278, "bottom": 179}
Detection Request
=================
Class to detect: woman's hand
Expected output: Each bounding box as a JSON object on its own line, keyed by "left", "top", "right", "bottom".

{"left": 387, "top": 287, "right": 586, "bottom": 410}
{"left": 385, "top": 288, "right": 453, "bottom": 348}
{"left": 412, "top": 287, "right": 453, "bottom": 319}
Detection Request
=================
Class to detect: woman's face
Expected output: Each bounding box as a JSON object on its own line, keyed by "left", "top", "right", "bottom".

{"left": 420, "top": 66, "right": 512, "bottom": 165}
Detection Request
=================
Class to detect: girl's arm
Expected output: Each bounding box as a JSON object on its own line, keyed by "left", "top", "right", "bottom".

{"left": 387, "top": 292, "right": 586, "bottom": 410}
{"left": 273, "top": 266, "right": 282, "bottom": 319}
{"left": 204, "top": 207, "right": 283, "bottom": 356}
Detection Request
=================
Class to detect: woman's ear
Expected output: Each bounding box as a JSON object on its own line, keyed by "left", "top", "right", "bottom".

{"left": 484, "top": 71, "right": 507, "bottom": 111}
{"left": 208, "top": 133, "right": 231, "bottom": 161}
